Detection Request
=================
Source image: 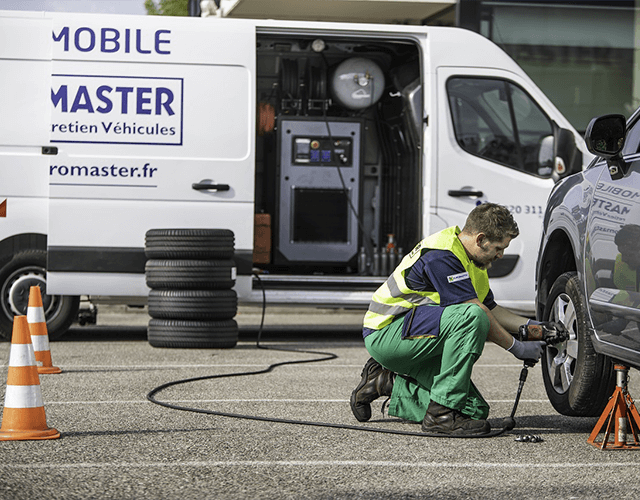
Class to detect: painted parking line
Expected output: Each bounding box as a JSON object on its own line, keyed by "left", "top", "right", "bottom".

{"left": 44, "top": 398, "right": 550, "bottom": 404}
{"left": 0, "top": 460, "right": 638, "bottom": 469}
{"left": 0, "top": 363, "right": 523, "bottom": 369}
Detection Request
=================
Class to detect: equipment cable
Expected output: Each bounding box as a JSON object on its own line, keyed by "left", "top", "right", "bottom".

{"left": 146, "top": 274, "right": 522, "bottom": 438}
{"left": 146, "top": 57, "right": 536, "bottom": 438}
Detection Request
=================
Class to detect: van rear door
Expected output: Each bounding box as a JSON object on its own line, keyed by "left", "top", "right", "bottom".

{"left": 46, "top": 15, "right": 256, "bottom": 297}
{"left": 0, "top": 12, "right": 52, "bottom": 229}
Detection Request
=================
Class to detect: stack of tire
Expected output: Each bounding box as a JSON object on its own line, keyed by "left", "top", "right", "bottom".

{"left": 144, "top": 229, "right": 238, "bottom": 348}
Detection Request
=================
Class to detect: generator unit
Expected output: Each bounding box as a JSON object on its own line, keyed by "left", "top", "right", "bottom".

{"left": 275, "top": 118, "right": 362, "bottom": 265}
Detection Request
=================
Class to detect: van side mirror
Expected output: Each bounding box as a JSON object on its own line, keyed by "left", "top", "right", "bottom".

{"left": 552, "top": 126, "right": 582, "bottom": 181}
{"left": 585, "top": 114, "right": 627, "bottom": 180}
{"left": 537, "top": 135, "right": 554, "bottom": 176}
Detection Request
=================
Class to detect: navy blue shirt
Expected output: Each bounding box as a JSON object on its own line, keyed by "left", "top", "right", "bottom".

{"left": 363, "top": 249, "right": 496, "bottom": 339}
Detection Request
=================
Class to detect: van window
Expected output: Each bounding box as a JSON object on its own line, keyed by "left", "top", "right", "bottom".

{"left": 622, "top": 116, "right": 640, "bottom": 156}
{"left": 447, "top": 77, "right": 554, "bottom": 176}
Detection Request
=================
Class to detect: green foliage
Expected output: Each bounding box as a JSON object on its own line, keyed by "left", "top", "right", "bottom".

{"left": 144, "top": 0, "right": 189, "bottom": 16}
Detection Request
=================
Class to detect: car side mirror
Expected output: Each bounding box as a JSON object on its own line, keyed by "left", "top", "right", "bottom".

{"left": 585, "top": 114, "right": 627, "bottom": 180}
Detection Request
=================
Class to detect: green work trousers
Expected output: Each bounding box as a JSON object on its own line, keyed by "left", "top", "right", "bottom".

{"left": 364, "top": 303, "right": 490, "bottom": 422}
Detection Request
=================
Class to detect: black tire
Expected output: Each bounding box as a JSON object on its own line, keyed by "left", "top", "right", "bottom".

{"left": 145, "top": 259, "right": 236, "bottom": 290}
{"left": 541, "top": 272, "right": 615, "bottom": 416}
{"left": 145, "top": 229, "right": 234, "bottom": 260}
{"left": 147, "top": 318, "right": 238, "bottom": 348}
{"left": 148, "top": 289, "right": 237, "bottom": 320}
{"left": 0, "top": 250, "right": 80, "bottom": 341}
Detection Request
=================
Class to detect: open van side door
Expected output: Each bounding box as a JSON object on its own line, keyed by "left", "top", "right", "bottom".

{"left": 46, "top": 15, "right": 256, "bottom": 297}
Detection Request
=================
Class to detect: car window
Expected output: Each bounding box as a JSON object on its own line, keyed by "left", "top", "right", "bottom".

{"left": 447, "top": 77, "right": 554, "bottom": 177}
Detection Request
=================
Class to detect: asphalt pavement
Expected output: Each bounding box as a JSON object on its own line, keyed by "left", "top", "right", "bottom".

{"left": 1, "top": 305, "right": 640, "bottom": 499}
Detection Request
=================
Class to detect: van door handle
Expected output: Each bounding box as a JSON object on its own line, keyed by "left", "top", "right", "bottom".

{"left": 448, "top": 190, "right": 483, "bottom": 198}
{"left": 192, "top": 182, "right": 230, "bottom": 192}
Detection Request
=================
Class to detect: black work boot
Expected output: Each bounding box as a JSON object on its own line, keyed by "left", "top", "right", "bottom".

{"left": 350, "top": 358, "right": 395, "bottom": 422}
{"left": 421, "top": 401, "right": 491, "bottom": 436}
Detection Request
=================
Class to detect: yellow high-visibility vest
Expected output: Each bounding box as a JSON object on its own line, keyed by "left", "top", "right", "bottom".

{"left": 363, "top": 226, "right": 490, "bottom": 331}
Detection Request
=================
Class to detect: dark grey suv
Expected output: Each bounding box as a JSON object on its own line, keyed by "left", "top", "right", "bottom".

{"left": 536, "top": 108, "right": 640, "bottom": 417}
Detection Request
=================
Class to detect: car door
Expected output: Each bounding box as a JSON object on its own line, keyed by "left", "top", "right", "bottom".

{"left": 45, "top": 14, "right": 256, "bottom": 296}
{"left": 585, "top": 113, "right": 640, "bottom": 354}
{"left": 436, "top": 68, "right": 559, "bottom": 313}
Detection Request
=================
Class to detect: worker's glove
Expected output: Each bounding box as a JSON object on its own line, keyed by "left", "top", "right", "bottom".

{"left": 507, "top": 337, "right": 545, "bottom": 362}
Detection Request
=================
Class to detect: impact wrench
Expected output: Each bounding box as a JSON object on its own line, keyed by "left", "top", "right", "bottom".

{"left": 147, "top": 282, "right": 569, "bottom": 439}
{"left": 507, "top": 321, "right": 570, "bottom": 431}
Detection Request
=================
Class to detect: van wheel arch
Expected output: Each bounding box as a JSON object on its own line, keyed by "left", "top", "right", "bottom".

{"left": 0, "top": 233, "right": 48, "bottom": 266}
{"left": 0, "top": 248, "right": 79, "bottom": 341}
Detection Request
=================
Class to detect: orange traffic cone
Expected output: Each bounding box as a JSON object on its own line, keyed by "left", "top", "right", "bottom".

{"left": 0, "top": 316, "right": 60, "bottom": 441}
{"left": 27, "top": 286, "right": 61, "bottom": 374}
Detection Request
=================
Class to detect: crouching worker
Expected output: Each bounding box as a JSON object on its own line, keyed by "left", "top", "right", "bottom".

{"left": 350, "top": 203, "right": 548, "bottom": 436}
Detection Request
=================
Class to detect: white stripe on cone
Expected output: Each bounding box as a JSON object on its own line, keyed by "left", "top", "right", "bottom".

{"left": 27, "top": 306, "right": 45, "bottom": 324}
{"left": 31, "top": 335, "right": 50, "bottom": 353}
{"left": 8, "top": 344, "right": 36, "bottom": 367}
{"left": 3, "top": 385, "right": 44, "bottom": 408}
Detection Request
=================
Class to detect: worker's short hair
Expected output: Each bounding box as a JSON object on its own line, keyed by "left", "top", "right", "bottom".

{"left": 462, "top": 203, "right": 519, "bottom": 242}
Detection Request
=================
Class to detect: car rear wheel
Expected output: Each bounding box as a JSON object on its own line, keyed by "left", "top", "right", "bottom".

{"left": 541, "top": 271, "right": 615, "bottom": 416}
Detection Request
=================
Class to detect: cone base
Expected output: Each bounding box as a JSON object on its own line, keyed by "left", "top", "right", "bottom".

{"left": 37, "top": 366, "right": 62, "bottom": 374}
{"left": 0, "top": 427, "right": 60, "bottom": 441}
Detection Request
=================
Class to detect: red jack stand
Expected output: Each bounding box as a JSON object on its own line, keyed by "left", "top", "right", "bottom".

{"left": 587, "top": 364, "right": 640, "bottom": 450}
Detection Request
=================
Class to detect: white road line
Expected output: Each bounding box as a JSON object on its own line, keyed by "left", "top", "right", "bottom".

{"left": 0, "top": 461, "right": 638, "bottom": 469}
{"left": 0, "top": 363, "right": 522, "bottom": 369}
{"left": 44, "top": 398, "right": 549, "bottom": 404}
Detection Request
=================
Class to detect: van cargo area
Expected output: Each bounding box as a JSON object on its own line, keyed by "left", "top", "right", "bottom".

{"left": 252, "top": 33, "right": 421, "bottom": 291}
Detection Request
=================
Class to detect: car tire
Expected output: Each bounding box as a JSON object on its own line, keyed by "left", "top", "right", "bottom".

{"left": 0, "top": 249, "right": 80, "bottom": 341}
{"left": 144, "top": 229, "right": 235, "bottom": 260}
{"left": 145, "top": 259, "right": 236, "bottom": 290}
{"left": 147, "top": 318, "right": 238, "bottom": 348}
{"left": 148, "top": 289, "right": 238, "bottom": 320}
{"left": 541, "top": 271, "right": 615, "bottom": 416}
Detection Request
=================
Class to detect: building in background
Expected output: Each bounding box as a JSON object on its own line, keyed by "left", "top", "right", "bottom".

{"left": 195, "top": 0, "right": 457, "bottom": 24}
{"left": 458, "top": 0, "right": 638, "bottom": 132}
{"left": 196, "top": 0, "right": 638, "bottom": 132}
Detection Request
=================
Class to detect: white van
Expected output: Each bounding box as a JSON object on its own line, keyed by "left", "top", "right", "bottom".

{"left": 0, "top": 10, "right": 590, "bottom": 339}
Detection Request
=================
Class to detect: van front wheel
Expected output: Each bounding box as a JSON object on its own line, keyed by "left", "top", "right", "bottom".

{"left": 0, "top": 250, "right": 80, "bottom": 341}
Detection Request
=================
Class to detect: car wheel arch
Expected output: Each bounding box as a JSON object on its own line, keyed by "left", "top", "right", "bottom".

{"left": 537, "top": 228, "right": 577, "bottom": 319}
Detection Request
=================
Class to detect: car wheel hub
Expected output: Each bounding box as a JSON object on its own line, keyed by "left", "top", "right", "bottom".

{"left": 546, "top": 292, "right": 578, "bottom": 394}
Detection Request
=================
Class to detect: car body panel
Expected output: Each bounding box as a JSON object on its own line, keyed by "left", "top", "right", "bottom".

{"left": 536, "top": 107, "right": 640, "bottom": 370}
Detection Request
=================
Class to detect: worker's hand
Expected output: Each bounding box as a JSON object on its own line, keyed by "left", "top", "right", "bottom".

{"left": 507, "top": 338, "right": 545, "bottom": 362}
